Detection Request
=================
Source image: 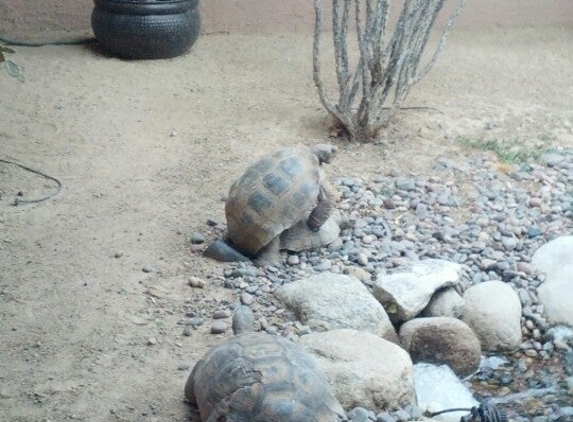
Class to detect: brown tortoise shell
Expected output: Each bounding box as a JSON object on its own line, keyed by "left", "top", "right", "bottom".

{"left": 225, "top": 145, "right": 322, "bottom": 257}
{"left": 185, "top": 331, "right": 346, "bottom": 422}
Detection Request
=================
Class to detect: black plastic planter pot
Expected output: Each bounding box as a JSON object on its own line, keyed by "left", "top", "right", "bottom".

{"left": 91, "top": 0, "right": 200, "bottom": 60}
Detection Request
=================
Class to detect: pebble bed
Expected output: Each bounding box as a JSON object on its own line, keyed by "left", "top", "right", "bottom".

{"left": 192, "top": 150, "right": 573, "bottom": 421}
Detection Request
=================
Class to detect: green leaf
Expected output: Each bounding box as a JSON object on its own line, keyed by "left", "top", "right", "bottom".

{"left": 4, "top": 60, "right": 20, "bottom": 77}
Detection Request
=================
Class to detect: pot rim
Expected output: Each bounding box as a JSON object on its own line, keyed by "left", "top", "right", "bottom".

{"left": 96, "top": 0, "right": 196, "bottom": 3}
{"left": 93, "top": 0, "right": 199, "bottom": 14}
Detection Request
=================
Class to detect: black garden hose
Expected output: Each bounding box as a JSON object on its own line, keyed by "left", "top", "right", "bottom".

{"left": 0, "top": 158, "right": 62, "bottom": 205}
{"left": 429, "top": 403, "right": 508, "bottom": 422}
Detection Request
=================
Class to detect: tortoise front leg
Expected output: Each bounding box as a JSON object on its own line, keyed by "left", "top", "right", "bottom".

{"left": 308, "top": 184, "right": 335, "bottom": 231}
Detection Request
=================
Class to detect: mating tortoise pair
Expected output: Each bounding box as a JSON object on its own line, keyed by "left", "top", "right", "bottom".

{"left": 205, "top": 143, "right": 340, "bottom": 265}
{"left": 188, "top": 146, "right": 346, "bottom": 421}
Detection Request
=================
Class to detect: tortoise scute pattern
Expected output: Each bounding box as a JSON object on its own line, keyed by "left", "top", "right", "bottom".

{"left": 225, "top": 145, "right": 323, "bottom": 257}
{"left": 263, "top": 173, "right": 290, "bottom": 196}
{"left": 187, "top": 332, "right": 346, "bottom": 422}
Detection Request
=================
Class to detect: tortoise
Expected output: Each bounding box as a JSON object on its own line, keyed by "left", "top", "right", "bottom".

{"left": 204, "top": 143, "right": 339, "bottom": 265}
{"left": 184, "top": 305, "right": 347, "bottom": 422}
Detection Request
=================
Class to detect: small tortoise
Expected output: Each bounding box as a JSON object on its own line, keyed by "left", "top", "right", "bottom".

{"left": 204, "top": 144, "right": 338, "bottom": 264}
{"left": 185, "top": 306, "right": 347, "bottom": 422}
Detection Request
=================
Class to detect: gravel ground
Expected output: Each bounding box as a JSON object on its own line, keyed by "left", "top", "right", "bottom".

{"left": 210, "top": 149, "right": 573, "bottom": 422}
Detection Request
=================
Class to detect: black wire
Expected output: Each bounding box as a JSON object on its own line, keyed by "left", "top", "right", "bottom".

{"left": 428, "top": 404, "right": 507, "bottom": 422}
{"left": 429, "top": 407, "right": 472, "bottom": 416}
{"left": 0, "top": 158, "right": 62, "bottom": 205}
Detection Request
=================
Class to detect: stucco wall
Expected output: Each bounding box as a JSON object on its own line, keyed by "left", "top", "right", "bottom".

{"left": 1, "top": 0, "right": 572, "bottom": 37}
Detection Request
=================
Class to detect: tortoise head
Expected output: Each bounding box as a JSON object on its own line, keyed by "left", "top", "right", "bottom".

{"left": 310, "top": 143, "right": 337, "bottom": 165}
{"left": 232, "top": 305, "right": 255, "bottom": 335}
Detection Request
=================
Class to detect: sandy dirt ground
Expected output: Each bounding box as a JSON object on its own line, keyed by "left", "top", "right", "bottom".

{"left": 1, "top": 27, "right": 572, "bottom": 422}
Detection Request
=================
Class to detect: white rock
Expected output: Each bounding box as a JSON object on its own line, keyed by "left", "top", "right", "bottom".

{"left": 461, "top": 281, "right": 522, "bottom": 351}
{"left": 372, "top": 259, "right": 464, "bottom": 323}
{"left": 275, "top": 272, "right": 397, "bottom": 342}
{"left": 299, "top": 329, "right": 415, "bottom": 410}
{"left": 538, "top": 264, "right": 573, "bottom": 326}
{"left": 547, "top": 325, "right": 573, "bottom": 350}
{"left": 531, "top": 236, "right": 573, "bottom": 278}
{"left": 414, "top": 363, "right": 479, "bottom": 422}
{"left": 479, "top": 355, "right": 510, "bottom": 371}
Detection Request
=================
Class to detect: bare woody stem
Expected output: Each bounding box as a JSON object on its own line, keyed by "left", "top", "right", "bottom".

{"left": 313, "top": 0, "right": 467, "bottom": 142}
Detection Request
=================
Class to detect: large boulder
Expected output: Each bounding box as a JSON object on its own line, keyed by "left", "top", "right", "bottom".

{"left": 298, "top": 329, "right": 415, "bottom": 411}
{"left": 461, "top": 280, "right": 522, "bottom": 351}
{"left": 275, "top": 272, "right": 397, "bottom": 342}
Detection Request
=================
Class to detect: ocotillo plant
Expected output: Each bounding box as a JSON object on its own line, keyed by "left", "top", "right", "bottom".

{"left": 313, "top": 0, "right": 467, "bottom": 142}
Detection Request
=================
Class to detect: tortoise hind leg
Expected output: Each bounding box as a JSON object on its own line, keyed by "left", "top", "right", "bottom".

{"left": 308, "top": 184, "right": 335, "bottom": 231}
{"left": 254, "top": 237, "right": 282, "bottom": 267}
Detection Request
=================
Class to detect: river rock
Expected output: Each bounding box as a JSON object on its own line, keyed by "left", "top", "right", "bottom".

{"left": 538, "top": 264, "right": 573, "bottom": 326}
{"left": 461, "top": 280, "right": 522, "bottom": 351}
{"left": 399, "top": 317, "right": 481, "bottom": 377}
{"left": 421, "top": 287, "right": 465, "bottom": 319}
{"left": 299, "top": 329, "right": 415, "bottom": 411}
{"left": 531, "top": 236, "right": 573, "bottom": 278}
{"left": 372, "top": 259, "right": 464, "bottom": 324}
{"left": 275, "top": 272, "right": 397, "bottom": 342}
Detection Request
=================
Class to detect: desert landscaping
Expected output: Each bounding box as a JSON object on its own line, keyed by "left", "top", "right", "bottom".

{"left": 1, "top": 6, "right": 573, "bottom": 421}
